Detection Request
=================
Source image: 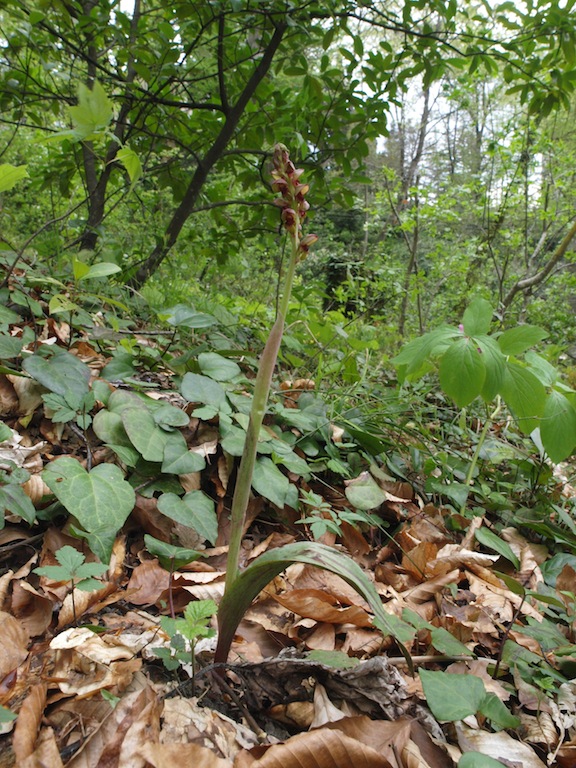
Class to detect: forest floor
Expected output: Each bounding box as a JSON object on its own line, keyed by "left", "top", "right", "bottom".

{"left": 0, "top": 322, "right": 575, "bottom": 768}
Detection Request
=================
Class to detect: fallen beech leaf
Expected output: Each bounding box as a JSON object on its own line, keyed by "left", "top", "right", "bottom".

{"left": 139, "top": 742, "right": 231, "bottom": 768}
{"left": 273, "top": 588, "right": 373, "bottom": 627}
{"left": 456, "top": 722, "right": 547, "bottom": 767}
{"left": 12, "top": 683, "right": 47, "bottom": 761}
{"left": 310, "top": 682, "right": 347, "bottom": 727}
{"left": 236, "top": 727, "right": 394, "bottom": 768}
{"left": 0, "top": 611, "right": 29, "bottom": 678}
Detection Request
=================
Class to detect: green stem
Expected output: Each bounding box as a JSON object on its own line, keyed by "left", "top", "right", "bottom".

{"left": 460, "top": 397, "right": 502, "bottom": 515}
{"left": 224, "top": 225, "right": 300, "bottom": 589}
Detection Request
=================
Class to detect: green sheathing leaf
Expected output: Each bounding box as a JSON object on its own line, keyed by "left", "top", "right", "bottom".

{"left": 216, "top": 542, "right": 414, "bottom": 667}
{"left": 43, "top": 457, "right": 135, "bottom": 563}
{"left": 420, "top": 670, "right": 485, "bottom": 721}
{"left": 499, "top": 362, "right": 546, "bottom": 433}
{"left": 439, "top": 337, "right": 486, "bottom": 407}
{"left": 0, "top": 484, "right": 36, "bottom": 526}
{"left": 157, "top": 491, "right": 217, "bottom": 545}
{"left": 497, "top": 326, "right": 548, "bottom": 355}
{"left": 540, "top": 390, "right": 576, "bottom": 462}
{"left": 463, "top": 298, "right": 493, "bottom": 336}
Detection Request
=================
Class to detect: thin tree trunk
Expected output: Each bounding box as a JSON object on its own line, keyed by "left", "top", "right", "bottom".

{"left": 127, "top": 21, "right": 287, "bottom": 290}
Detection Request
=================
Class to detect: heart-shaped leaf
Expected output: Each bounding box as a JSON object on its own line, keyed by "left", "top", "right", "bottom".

{"left": 43, "top": 457, "right": 135, "bottom": 563}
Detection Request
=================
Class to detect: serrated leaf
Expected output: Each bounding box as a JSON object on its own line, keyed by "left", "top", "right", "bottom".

{"left": 43, "top": 457, "right": 135, "bottom": 563}
{"left": 0, "top": 163, "right": 28, "bottom": 193}
{"left": 157, "top": 491, "right": 217, "bottom": 545}
{"left": 540, "top": 390, "right": 576, "bottom": 462}
{"left": 497, "top": 326, "right": 548, "bottom": 355}
{"left": 198, "top": 352, "right": 241, "bottom": 381}
{"left": 69, "top": 80, "right": 113, "bottom": 140}
{"left": 344, "top": 471, "right": 387, "bottom": 510}
{"left": 475, "top": 527, "right": 520, "bottom": 568}
{"left": 420, "top": 670, "right": 485, "bottom": 721}
{"left": 55, "top": 545, "right": 86, "bottom": 572}
{"left": 439, "top": 338, "right": 486, "bottom": 407}
{"left": 463, "top": 298, "right": 493, "bottom": 336}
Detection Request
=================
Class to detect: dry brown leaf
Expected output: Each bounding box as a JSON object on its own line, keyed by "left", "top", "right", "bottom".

{"left": 11, "top": 580, "right": 54, "bottom": 637}
{"left": 272, "top": 588, "right": 373, "bottom": 627}
{"left": 0, "top": 373, "right": 19, "bottom": 417}
{"left": 268, "top": 700, "right": 315, "bottom": 729}
{"left": 403, "top": 569, "right": 460, "bottom": 604}
{"left": 517, "top": 710, "right": 558, "bottom": 748}
{"left": 0, "top": 611, "right": 29, "bottom": 678}
{"left": 427, "top": 545, "right": 499, "bottom": 577}
{"left": 300, "top": 621, "right": 336, "bottom": 651}
{"left": 12, "top": 683, "right": 47, "bottom": 761}
{"left": 19, "top": 726, "right": 64, "bottom": 768}
{"left": 235, "top": 727, "right": 394, "bottom": 768}
{"left": 126, "top": 559, "right": 171, "bottom": 605}
{"left": 402, "top": 541, "right": 438, "bottom": 581}
{"left": 140, "top": 741, "right": 232, "bottom": 768}
{"left": 456, "top": 722, "right": 547, "bottom": 767}
{"left": 310, "top": 682, "right": 347, "bottom": 727}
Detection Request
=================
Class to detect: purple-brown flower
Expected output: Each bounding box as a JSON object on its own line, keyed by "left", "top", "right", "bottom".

{"left": 271, "top": 143, "right": 317, "bottom": 258}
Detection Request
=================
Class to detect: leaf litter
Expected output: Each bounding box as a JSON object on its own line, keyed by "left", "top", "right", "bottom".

{"left": 0, "top": 330, "right": 576, "bottom": 767}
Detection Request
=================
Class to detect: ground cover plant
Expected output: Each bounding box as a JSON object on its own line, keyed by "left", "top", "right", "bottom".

{"left": 1, "top": 134, "right": 576, "bottom": 768}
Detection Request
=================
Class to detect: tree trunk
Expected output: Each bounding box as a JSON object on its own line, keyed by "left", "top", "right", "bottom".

{"left": 127, "top": 20, "right": 287, "bottom": 290}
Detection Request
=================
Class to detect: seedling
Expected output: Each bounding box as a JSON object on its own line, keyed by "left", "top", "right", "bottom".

{"left": 34, "top": 545, "right": 108, "bottom": 623}
{"left": 154, "top": 599, "right": 217, "bottom": 681}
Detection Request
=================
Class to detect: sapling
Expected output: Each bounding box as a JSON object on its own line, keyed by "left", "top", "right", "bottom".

{"left": 214, "top": 145, "right": 413, "bottom": 667}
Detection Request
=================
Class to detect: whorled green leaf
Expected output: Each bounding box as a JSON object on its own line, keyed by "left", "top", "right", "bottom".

{"left": 215, "top": 542, "right": 414, "bottom": 668}
{"left": 462, "top": 297, "right": 493, "bottom": 336}
{"left": 439, "top": 337, "right": 486, "bottom": 407}
{"left": 157, "top": 491, "right": 217, "bottom": 545}
{"left": 499, "top": 362, "right": 546, "bottom": 433}
{"left": 393, "top": 326, "right": 459, "bottom": 377}
{"left": 420, "top": 670, "right": 485, "bottom": 721}
{"left": 43, "top": 457, "right": 135, "bottom": 563}
{"left": 475, "top": 335, "right": 506, "bottom": 401}
{"left": 540, "top": 390, "right": 576, "bottom": 462}
{"left": 497, "top": 326, "right": 548, "bottom": 356}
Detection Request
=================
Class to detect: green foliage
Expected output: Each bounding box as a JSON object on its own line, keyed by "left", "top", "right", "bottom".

{"left": 394, "top": 298, "right": 576, "bottom": 462}
{"left": 153, "top": 599, "right": 217, "bottom": 673}
{"left": 419, "top": 670, "right": 520, "bottom": 730}
{"left": 34, "top": 545, "right": 108, "bottom": 591}
{"left": 0, "top": 706, "right": 17, "bottom": 724}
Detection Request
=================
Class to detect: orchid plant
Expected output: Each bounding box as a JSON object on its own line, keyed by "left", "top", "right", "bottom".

{"left": 214, "top": 145, "right": 413, "bottom": 667}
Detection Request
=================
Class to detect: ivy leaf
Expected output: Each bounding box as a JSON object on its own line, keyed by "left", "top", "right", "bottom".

{"left": 198, "top": 352, "right": 241, "bottom": 381}
{"left": 344, "top": 471, "right": 387, "bottom": 510}
{"left": 157, "top": 491, "right": 217, "bottom": 545}
{"left": 43, "top": 457, "right": 135, "bottom": 563}
{"left": 22, "top": 348, "right": 91, "bottom": 399}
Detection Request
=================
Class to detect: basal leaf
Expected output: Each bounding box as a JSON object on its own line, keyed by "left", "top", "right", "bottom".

{"left": 0, "top": 484, "right": 36, "bottom": 526}
{"left": 162, "top": 434, "right": 206, "bottom": 474}
{"left": 43, "top": 457, "right": 135, "bottom": 563}
{"left": 161, "top": 304, "right": 217, "bottom": 329}
{"left": 252, "top": 457, "right": 291, "bottom": 508}
{"left": 121, "top": 407, "right": 170, "bottom": 462}
{"left": 439, "top": 337, "right": 486, "bottom": 407}
{"left": 216, "top": 542, "right": 414, "bottom": 668}
{"left": 420, "top": 670, "right": 485, "bottom": 721}
{"left": 181, "top": 372, "right": 229, "bottom": 411}
{"left": 478, "top": 692, "right": 521, "bottom": 730}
